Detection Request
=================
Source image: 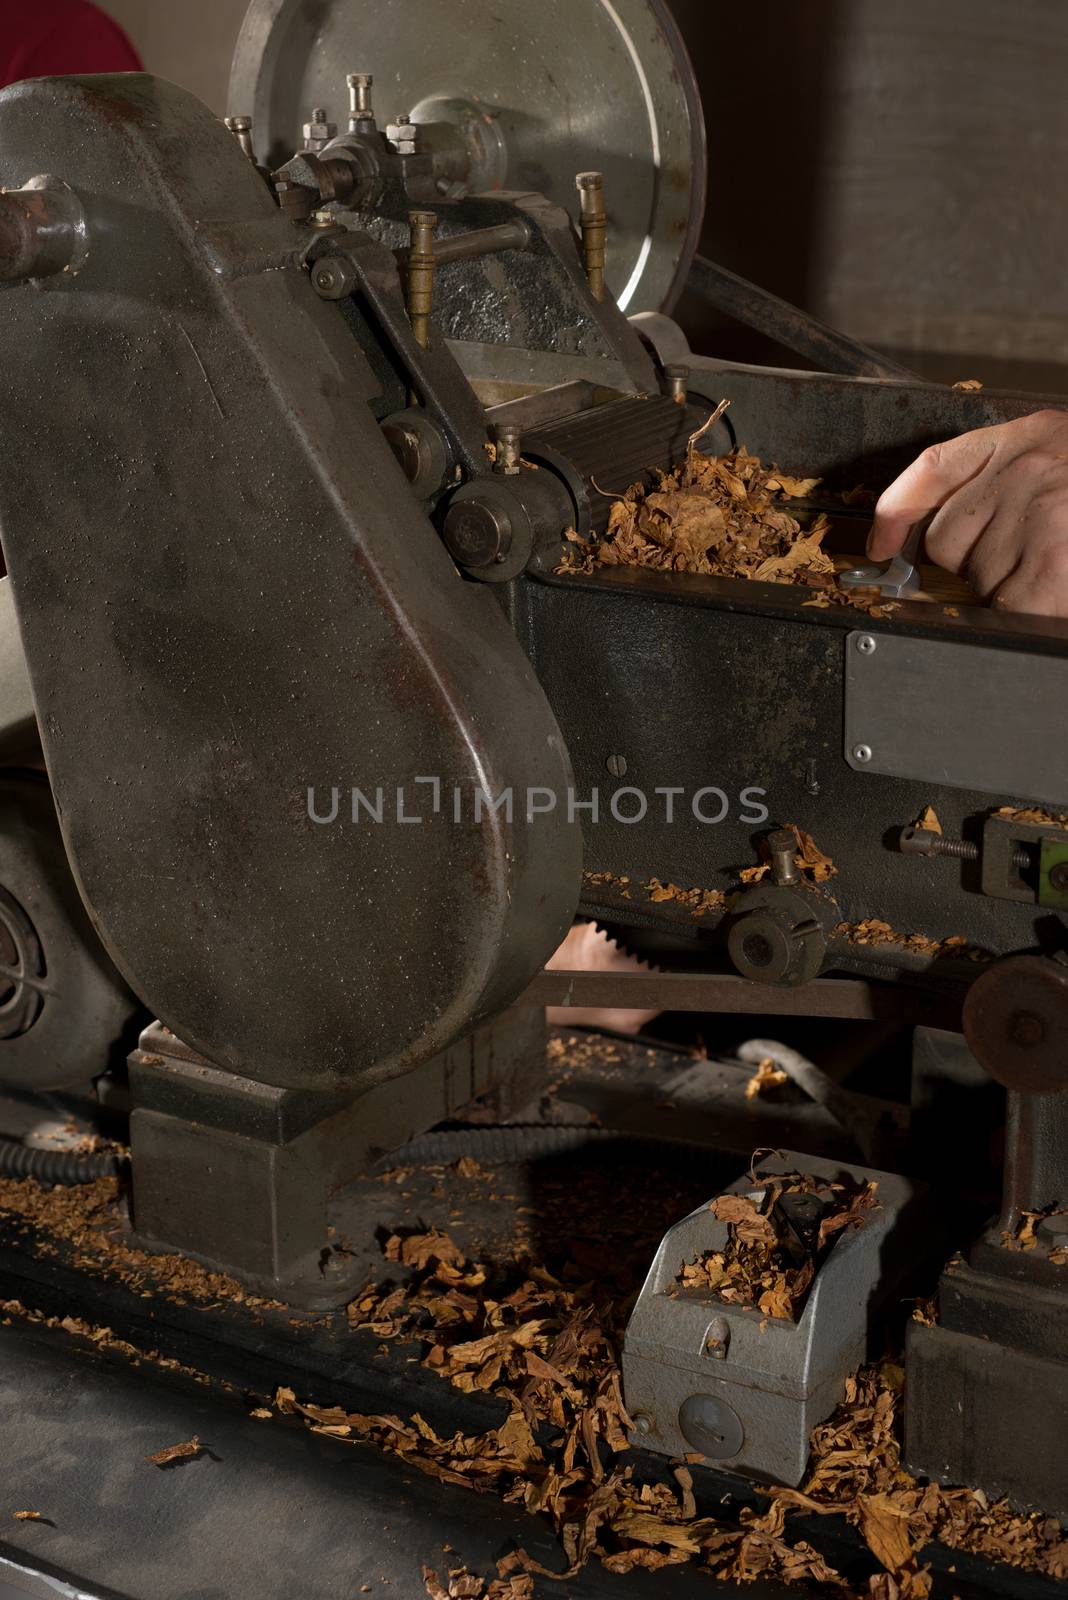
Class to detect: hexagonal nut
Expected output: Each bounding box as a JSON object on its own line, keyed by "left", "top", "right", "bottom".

{"left": 386, "top": 119, "right": 419, "bottom": 155}
{"left": 303, "top": 114, "right": 337, "bottom": 146}
{"left": 310, "top": 254, "right": 358, "bottom": 301}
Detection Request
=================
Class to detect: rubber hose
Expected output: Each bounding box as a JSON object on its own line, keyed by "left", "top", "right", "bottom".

{"left": 0, "top": 1137, "right": 123, "bottom": 1185}
{"left": 374, "top": 1123, "right": 707, "bottom": 1171}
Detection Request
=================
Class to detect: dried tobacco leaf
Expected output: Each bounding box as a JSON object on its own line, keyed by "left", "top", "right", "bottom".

{"left": 745, "top": 1057, "right": 788, "bottom": 1100}
{"left": 679, "top": 1171, "right": 878, "bottom": 1323}
{"left": 280, "top": 1222, "right": 1068, "bottom": 1593}
{"left": 836, "top": 918, "right": 985, "bottom": 964}
{"left": 12, "top": 1510, "right": 44, "bottom": 1521}
{"left": 858, "top": 1492, "right": 916, "bottom": 1572}
{"left": 559, "top": 441, "right": 836, "bottom": 589}
{"left": 995, "top": 803, "right": 1068, "bottom": 831}
{"left": 0, "top": 1177, "right": 281, "bottom": 1309}
{"left": 145, "top": 1435, "right": 203, "bottom": 1467}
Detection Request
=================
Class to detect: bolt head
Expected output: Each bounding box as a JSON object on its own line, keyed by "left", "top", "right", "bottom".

{"left": 443, "top": 497, "right": 512, "bottom": 568}
{"left": 1049, "top": 861, "right": 1068, "bottom": 893}
{"left": 310, "top": 254, "right": 357, "bottom": 300}
{"left": 856, "top": 634, "right": 877, "bottom": 654}
{"left": 1009, "top": 1010, "right": 1046, "bottom": 1049}
{"left": 853, "top": 744, "right": 873, "bottom": 764}
{"left": 605, "top": 754, "right": 627, "bottom": 778}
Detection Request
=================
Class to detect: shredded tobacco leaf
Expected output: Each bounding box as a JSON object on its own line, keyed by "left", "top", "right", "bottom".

{"left": 744, "top": 1058, "right": 788, "bottom": 1100}
{"left": 0, "top": 1295, "right": 215, "bottom": 1386}
{"left": 1001, "top": 1203, "right": 1068, "bottom": 1254}
{"left": 583, "top": 825, "right": 835, "bottom": 927}
{"left": 12, "top": 1510, "right": 44, "bottom": 1521}
{"left": 644, "top": 878, "right": 728, "bottom": 917}
{"left": 559, "top": 442, "right": 836, "bottom": 586}
{"left": 557, "top": 435, "right": 908, "bottom": 620}
{"left": 994, "top": 804, "right": 1068, "bottom": 831}
{"left": 264, "top": 1228, "right": 1068, "bottom": 1594}
{"left": 676, "top": 1171, "right": 879, "bottom": 1323}
{"left": 145, "top": 1435, "right": 203, "bottom": 1467}
{"left": 0, "top": 1176, "right": 282, "bottom": 1309}
{"left": 835, "top": 919, "right": 989, "bottom": 964}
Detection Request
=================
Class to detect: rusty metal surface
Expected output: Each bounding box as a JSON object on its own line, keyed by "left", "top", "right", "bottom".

{"left": 963, "top": 957, "right": 1068, "bottom": 1096}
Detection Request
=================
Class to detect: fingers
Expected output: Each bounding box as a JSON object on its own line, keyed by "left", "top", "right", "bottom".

{"left": 990, "top": 514, "right": 1068, "bottom": 617}
{"left": 868, "top": 429, "right": 1000, "bottom": 560}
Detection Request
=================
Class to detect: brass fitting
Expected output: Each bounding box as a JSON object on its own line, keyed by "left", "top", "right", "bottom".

{"left": 347, "top": 73, "right": 374, "bottom": 132}
{"left": 224, "top": 115, "right": 257, "bottom": 165}
{"left": 406, "top": 210, "right": 438, "bottom": 349}
{"left": 575, "top": 171, "right": 607, "bottom": 302}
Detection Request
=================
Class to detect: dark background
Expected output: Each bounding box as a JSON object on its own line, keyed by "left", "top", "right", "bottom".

{"left": 669, "top": 0, "right": 1068, "bottom": 391}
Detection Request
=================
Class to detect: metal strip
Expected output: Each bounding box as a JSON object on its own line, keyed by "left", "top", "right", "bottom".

{"left": 844, "top": 630, "right": 1068, "bottom": 806}
{"left": 525, "top": 968, "right": 961, "bottom": 1026}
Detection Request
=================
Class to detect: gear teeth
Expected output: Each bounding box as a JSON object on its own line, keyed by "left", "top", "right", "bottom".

{"left": 590, "top": 919, "right": 664, "bottom": 973}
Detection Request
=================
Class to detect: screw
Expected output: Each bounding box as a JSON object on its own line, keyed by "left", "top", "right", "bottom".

{"left": 302, "top": 107, "right": 337, "bottom": 150}
{"left": 606, "top": 754, "right": 627, "bottom": 778}
{"left": 493, "top": 423, "right": 522, "bottom": 476}
{"left": 856, "top": 634, "right": 877, "bottom": 655}
{"left": 664, "top": 363, "right": 689, "bottom": 405}
{"left": 853, "top": 744, "right": 872, "bottom": 764}
{"left": 898, "top": 826, "right": 1030, "bottom": 870}
{"left": 632, "top": 1412, "right": 653, "bottom": 1436}
{"left": 1050, "top": 862, "right": 1068, "bottom": 893}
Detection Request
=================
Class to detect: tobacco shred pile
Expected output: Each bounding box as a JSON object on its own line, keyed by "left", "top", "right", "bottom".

{"left": 559, "top": 439, "right": 836, "bottom": 587}
{"left": 557, "top": 427, "right": 901, "bottom": 617}
{"left": 267, "top": 1221, "right": 1068, "bottom": 1597}
{"left": 675, "top": 1171, "right": 879, "bottom": 1323}
{"left": 0, "top": 1176, "right": 281, "bottom": 1309}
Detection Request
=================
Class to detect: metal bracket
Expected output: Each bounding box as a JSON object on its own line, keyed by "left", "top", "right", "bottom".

{"left": 981, "top": 815, "right": 1068, "bottom": 906}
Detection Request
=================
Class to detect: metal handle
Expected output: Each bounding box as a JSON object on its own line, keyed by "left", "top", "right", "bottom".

{"left": 839, "top": 512, "right": 931, "bottom": 598}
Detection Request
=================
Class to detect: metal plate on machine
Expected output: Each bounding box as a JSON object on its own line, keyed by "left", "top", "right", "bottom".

{"left": 844, "top": 630, "right": 1068, "bottom": 806}
{"left": 229, "top": 0, "right": 706, "bottom": 315}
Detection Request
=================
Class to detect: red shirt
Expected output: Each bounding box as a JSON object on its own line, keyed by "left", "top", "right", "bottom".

{"left": 0, "top": 0, "right": 142, "bottom": 89}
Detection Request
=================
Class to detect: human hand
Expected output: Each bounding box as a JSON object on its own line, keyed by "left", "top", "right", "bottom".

{"left": 868, "top": 409, "right": 1068, "bottom": 617}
